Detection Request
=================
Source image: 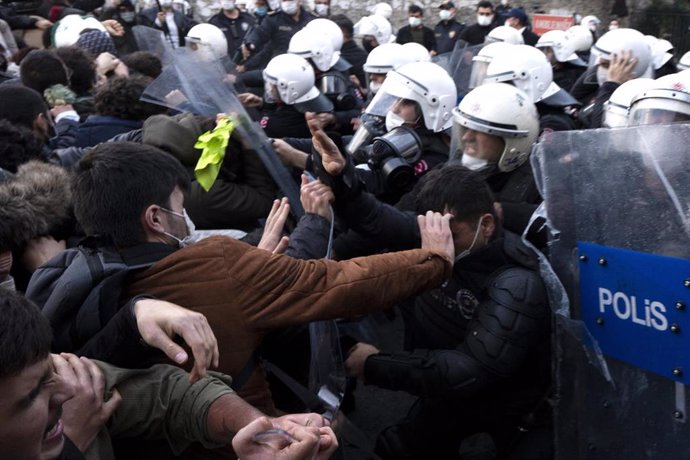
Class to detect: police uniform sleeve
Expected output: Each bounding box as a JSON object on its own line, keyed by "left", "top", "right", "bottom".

{"left": 245, "top": 13, "right": 274, "bottom": 52}
{"left": 363, "top": 267, "right": 549, "bottom": 397}
{"left": 588, "top": 81, "right": 620, "bottom": 129}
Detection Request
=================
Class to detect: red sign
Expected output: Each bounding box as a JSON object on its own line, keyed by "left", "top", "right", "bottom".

{"left": 532, "top": 14, "right": 575, "bottom": 35}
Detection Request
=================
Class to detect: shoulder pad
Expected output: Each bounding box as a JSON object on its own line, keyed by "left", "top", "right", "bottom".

{"left": 503, "top": 231, "right": 539, "bottom": 269}
{"left": 488, "top": 266, "right": 547, "bottom": 317}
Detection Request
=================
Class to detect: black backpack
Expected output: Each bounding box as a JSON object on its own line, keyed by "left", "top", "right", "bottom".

{"left": 26, "top": 238, "right": 154, "bottom": 353}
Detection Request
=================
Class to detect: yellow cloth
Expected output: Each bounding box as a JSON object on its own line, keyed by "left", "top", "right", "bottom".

{"left": 194, "top": 117, "right": 235, "bottom": 192}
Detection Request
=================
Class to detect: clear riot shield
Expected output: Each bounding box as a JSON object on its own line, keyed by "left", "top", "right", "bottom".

{"left": 141, "top": 46, "right": 304, "bottom": 216}
{"left": 445, "top": 41, "right": 484, "bottom": 99}
{"left": 531, "top": 124, "right": 690, "bottom": 459}
{"left": 132, "top": 25, "right": 174, "bottom": 67}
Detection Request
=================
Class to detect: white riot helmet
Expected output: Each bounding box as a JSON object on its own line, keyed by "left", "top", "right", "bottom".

{"left": 603, "top": 78, "right": 655, "bottom": 128}
{"left": 591, "top": 28, "right": 653, "bottom": 84}
{"left": 186, "top": 23, "right": 228, "bottom": 59}
{"left": 469, "top": 41, "right": 514, "bottom": 89}
{"left": 400, "top": 42, "right": 431, "bottom": 63}
{"left": 363, "top": 42, "right": 405, "bottom": 74}
{"left": 365, "top": 61, "right": 457, "bottom": 132}
{"left": 452, "top": 83, "right": 539, "bottom": 172}
{"left": 372, "top": 2, "right": 392, "bottom": 19}
{"left": 536, "top": 29, "right": 579, "bottom": 63}
{"left": 263, "top": 54, "right": 330, "bottom": 111}
{"left": 629, "top": 70, "right": 690, "bottom": 126}
{"left": 354, "top": 14, "right": 393, "bottom": 45}
{"left": 645, "top": 35, "right": 674, "bottom": 70}
{"left": 485, "top": 25, "right": 524, "bottom": 45}
{"left": 53, "top": 15, "right": 107, "bottom": 47}
{"left": 580, "top": 15, "right": 600, "bottom": 31}
{"left": 305, "top": 18, "right": 344, "bottom": 53}
{"left": 484, "top": 44, "right": 553, "bottom": 103}
{"left": 679, "top": 51, "right": 690, "bottom": 70}
{"left": 288, "top": 28, "right": 335, "bottom": 71}
{"left": 565, "top": 25, "right": 594, "bottom": 52}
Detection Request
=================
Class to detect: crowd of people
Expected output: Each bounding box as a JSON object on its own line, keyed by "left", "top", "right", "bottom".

{"left": 1, "top": 0, "right": 689, "bottom": 458}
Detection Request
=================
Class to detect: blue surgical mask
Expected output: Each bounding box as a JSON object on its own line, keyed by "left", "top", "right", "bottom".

{"left": 255, "top": 6, "right": 267, "bottom": 16}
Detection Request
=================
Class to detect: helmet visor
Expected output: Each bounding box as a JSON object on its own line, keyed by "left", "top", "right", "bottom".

{"left": 365, "top": 70, "right": 425, "bottom": 116}
{"left": 629, "top": 107, "right": 690, "bottom": 126}
{"left": 469, "top": 59, "right": 490, "bottom": 89}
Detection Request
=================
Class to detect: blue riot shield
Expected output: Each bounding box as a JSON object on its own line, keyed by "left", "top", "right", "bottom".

{"left": 531, "top": 124, "right": 690, "bottom": 458}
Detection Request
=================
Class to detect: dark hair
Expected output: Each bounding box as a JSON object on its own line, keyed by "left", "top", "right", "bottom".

{"left": 476, "top": 1, "right": 493, "bottom": 11}
{"left": 415, "top": 165, "right": 495, "bottom": 223}
{"left": 53, "top": 46, "right": 96, "bottom": 95}
{"left": 0, "top": 44, "right": 7, "bottom": 73}
{"left": 94, "top": 76, "right": 165, "bottom": 120}
{"left": 408, "top": 4, "right": 423, "bottom": 15}
{"left": 330, "top": 14, "right": 354, "bottom": 39}
{"left": 121, "top": 51, "right": 163, "bottom": 79}
{"left": 20, "top": 49, "right": 70, "bottom": 95}
{"left": 0, "top": 288, "right": 52, "bottom": 378}
{"left": 11, "top": 47, "right": 37, "bottom": 65}
{"left": 0, "top": 86, "right": 48, "bottom": 129}
{"left": 73, "top": 142, "right": 190, "bottom": 247}
{"left": 0, "top": 120, "right": 45, "bottom": 173}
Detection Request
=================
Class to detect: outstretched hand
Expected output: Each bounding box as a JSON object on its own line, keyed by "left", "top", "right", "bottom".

{"left": 258, "top": 198, "right": 290, "bottom": 254}
{"left": 306, "top": 112, "right": 346, "bottom": 176}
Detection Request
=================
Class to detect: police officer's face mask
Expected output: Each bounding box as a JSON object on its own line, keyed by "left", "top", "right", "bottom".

{"left": 385, "top": 111, "right": 406, "bottom": 131}
{"left": 314, "top": 3, "right": 328, "bottom": 16}
{"left": 281, "top": 0, "right": 298, "bottom": 15}
{"left": 160, "top": 207, "right": 196, "bottom": 248}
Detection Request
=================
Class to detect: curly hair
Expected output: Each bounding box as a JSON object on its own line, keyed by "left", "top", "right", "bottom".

{"left": 54, "top": 46, "right": 97, "bottom": 95}
{"left": 0, "top": 120, "right": 45, "bottom": 174}
{"left": 94, "top": 76, "right": 165, "bottom": 120}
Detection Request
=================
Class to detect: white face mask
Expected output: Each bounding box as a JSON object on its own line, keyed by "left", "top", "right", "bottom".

{"left": 281, "top": 0, "right": 298, "bottom": 15}
{"left": 608, "top": 24, "right": 618, "bottom": 31}
{"left": 119, "top": 11, "right": 135, "bottom": 21}
{"left": 439, "top": 10, "right": 452, "bottom": 21}
{"left": 161, "top": 207, "right": 196, "bottom": 248}
{"left": 500, "top": 0, "right": 508, "bottom": 5}
{"left": 461, "top": 154, "right": 489, "bottom": 171}
{"left": 369, "top": 80, "right": 382, "bottom": 94}
{"left": 160, "top": 0, "right": 173, "bottom": 7}
{"left": 408, "top": 17, "right": 422, "bottom": 27}
{"left": 596, "top": 65, "right": 608, "bottom": 86}
{"left": 314, "top": 3, "right": 328, "bottom": 16}
{"left": 221, "top": 0, "right": 236, "bottom": 9}
{"left": 385, "top": 111, "right": 406, "bottom": 131}
{"left": 477, "top": 14, "right": 492, "bottom": 26}
{"left": 455, "top": 216, "right": 485, "bottom": 262}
